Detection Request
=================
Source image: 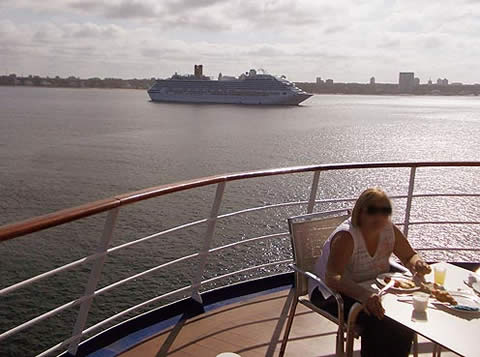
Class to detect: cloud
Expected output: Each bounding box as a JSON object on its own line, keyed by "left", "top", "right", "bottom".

{"left": 69, "top": 0, "right": 98, "bottom": 11}
{"left": 324, "top": 25, "right": 347, "bottom": 34}
{"left": 1, "top": 0, "right": 480, "bottom": 82}
{"left": 69, "top": 23, "right": 125, "bottom": 38}
{"left": 378, "top": 38, "right": 401, "bottom": 49}
{"left": 164, "top": 0, "right": 224, "bottom": 12}
{"left": 68, "top": 0, "right": 232, "bottom": 30}
{"left": 69, "top": 0, "right": 160, "bottom": 18}
{"left": 245, "top": 45, "right": 287, "bottom": 57}
{"left": 421, "top": 34, "right": 444, "bottom": 49}
{"left": 104, "top": 1, "right": 160, "bottom": 19}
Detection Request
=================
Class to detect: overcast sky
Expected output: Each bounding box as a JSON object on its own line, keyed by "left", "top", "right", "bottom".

{"left": 1, "top": 0, "right": 479, "bottom": 83}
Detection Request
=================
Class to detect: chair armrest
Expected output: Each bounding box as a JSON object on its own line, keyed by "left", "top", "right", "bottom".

{"left": 288, "top": 264, "right": 345, "bottom": 327}
{"left": 289, "top": 263, "right": 333, "bottom": 295}
{"left": 345, "top": 302, "right": 363, "bottom": 357}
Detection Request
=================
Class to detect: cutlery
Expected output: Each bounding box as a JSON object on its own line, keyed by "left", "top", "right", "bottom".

{"left": 378, "top": 279, "right": 395, "bottom": 297}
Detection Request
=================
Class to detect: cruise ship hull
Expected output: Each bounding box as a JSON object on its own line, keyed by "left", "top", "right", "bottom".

{"left": 147, "top": 91, "right": 312, "bottom": 105}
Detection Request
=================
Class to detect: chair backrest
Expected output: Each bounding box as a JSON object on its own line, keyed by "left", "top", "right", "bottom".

{"left": 288, "top": 209, "right": 351, "bottom": 296}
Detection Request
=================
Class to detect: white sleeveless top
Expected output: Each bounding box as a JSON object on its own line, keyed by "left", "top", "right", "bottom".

{"left": 308, "top": 218, "right": 395, "bottom": 299}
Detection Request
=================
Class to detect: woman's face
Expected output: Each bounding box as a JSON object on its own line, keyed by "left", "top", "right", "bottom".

{"left": 359, "top": 199, "right": 392, "bottom": 233}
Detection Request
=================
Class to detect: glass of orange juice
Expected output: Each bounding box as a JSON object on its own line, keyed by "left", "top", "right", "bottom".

{"left": 434, "top": 265, "right": 447, "bottom": 286}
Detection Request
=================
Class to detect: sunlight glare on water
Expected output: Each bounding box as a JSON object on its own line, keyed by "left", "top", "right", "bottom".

{"left": 0, "top": 87, "right": 479, "bottom": 356}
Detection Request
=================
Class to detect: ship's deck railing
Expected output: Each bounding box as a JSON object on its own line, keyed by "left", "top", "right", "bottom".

{"left": 1, "top": 161, "right": 480, "bottom": 356}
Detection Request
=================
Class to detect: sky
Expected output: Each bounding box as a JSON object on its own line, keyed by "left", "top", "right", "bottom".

{"left": 1, "top": 0, "right": 480, "bottom": 83}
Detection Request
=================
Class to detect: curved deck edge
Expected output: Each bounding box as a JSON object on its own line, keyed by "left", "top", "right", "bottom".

{"left": 60, "top": 262, "right": 480, "bottom": 357}
{"left": 62, "top": 273, "right": 294, "bottom": 357}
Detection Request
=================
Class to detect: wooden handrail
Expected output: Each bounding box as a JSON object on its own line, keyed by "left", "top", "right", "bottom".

{"left": 1, "top": 161, "right": 479, "bottom": 242}
{"left": 0, "top": 199, "right": 120, "bottom": 242}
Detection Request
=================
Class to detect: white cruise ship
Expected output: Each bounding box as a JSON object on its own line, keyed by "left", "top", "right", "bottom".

{"left": 147, "top": 65, "right": 312, "bottom": 105}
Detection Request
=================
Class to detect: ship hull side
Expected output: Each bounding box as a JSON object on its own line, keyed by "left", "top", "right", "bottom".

{"left": 147, "top": 91, "right": 312, "bottom": 105}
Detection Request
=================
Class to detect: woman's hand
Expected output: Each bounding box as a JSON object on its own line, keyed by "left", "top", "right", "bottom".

{"left": 413, "top": 260, "right": 431, "bottom": 277}
{"left": 363, "top": 293, "right": 385, "bottom": 319}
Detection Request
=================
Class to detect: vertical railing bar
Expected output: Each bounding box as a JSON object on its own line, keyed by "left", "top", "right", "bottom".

{"left": 190, "top": 182, "right": 226, "bottom": 303}
{"left": 67, "top": 207, "right": 119, "bottom": 355}
{"left": 403, "top": 167, "right": 417, "bottom": 237}
{"left": 307, "top": 171, "right": 321, "bottom": 214}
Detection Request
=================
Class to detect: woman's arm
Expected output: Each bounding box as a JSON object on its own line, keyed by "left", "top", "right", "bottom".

{"left": 393, "top": 225, "right": 431, "bottom": 276}
{"left": 325, "top": 231, "right": 384, "bottom": 319}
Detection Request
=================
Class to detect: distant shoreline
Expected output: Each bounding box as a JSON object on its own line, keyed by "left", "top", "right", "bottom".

{"left": 0, "top": 75, "right": 154, "bottom": 90}
{"left": 2, "top": 73, "right": 479, "bottom": 96}
{"left": 296, "top": 82, "right": 480, "bottom": 97}
{"left": 0, "top": 84, "right": 147, "bottom": 90}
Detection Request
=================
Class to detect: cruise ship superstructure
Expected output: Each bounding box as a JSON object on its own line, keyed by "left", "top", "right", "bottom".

{"left": 147, "top": 65, "right": 312, "bottom": 105}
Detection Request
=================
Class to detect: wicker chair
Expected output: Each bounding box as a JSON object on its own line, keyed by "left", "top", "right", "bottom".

{"left": 279, "top": 209, "right": 363, "bottom": 357}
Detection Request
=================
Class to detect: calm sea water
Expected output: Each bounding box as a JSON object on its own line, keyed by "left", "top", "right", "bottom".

{"left": 1, "top": 86, "right": 479, "bottom": 356}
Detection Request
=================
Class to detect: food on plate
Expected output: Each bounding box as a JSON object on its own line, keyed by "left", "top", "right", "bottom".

{"left": 383, "top": 276, "right": 416, "bottom": 289}
{"left": 383, "top": 275, "right": 458, "bottom": 305}
{"left": 418, "top": 281, "right": 441, "bottom": 293}
{"left": 431, "top": 289, "right": 457, "bottom": 305}
{"left": 415, "top": 281, "right": 458, "bottom": 305}
{"left": 395, "top": 279, "right": 416, "bottom": 289}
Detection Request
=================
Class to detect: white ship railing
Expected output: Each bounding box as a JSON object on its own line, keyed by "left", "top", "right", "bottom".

{"left": 0, "top": 161, "right": 479, "bottom": 356}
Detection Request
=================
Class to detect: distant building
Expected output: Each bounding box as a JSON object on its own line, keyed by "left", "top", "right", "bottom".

{"left": 437, "top": 78, "right": 449, "bottom": 86}
{"left": 428, "top": 78, "right": 433, "bottom": 85}
{"left": 399, "top": 72, "right": 415, "bottom": 92}
{"left": 219, "top": 75, "right": 236, "bottom": 81}
{"left": 194, "top": 64, "right": 203, "bottom": 79}
{"left": 325, "top": 79, "right": 334, "bottom": 85}
{"left": 316, "top": 77, "right": 324, "bottom": 84}
{"left": 414, "top": 77, "right": 420, "bottom": 86}
{"left": 370, "top": 76, "right": 375, "bottom": 85}
{"left": 450, "top": 82, "right": 463, "bottom": 86}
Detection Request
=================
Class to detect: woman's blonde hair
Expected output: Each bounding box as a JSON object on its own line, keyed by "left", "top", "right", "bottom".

{"left": 351, "top": 188, "right": 392, "bottom": 227}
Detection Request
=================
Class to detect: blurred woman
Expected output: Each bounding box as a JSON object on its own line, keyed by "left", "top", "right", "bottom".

{"left": 309, "top": 188, "right": 431, "bottom": 357}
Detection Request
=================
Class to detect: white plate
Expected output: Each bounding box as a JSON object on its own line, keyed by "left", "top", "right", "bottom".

{"left": 434, "top": 293, "right": 480, "bottom": 314}
{"left": 376, "top": 272, "right": 420, "bottom": 293}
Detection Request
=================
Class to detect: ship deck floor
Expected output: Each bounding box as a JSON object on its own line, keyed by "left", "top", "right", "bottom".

{"left": 118, "top": 289, "right": 459, "bottom": 357}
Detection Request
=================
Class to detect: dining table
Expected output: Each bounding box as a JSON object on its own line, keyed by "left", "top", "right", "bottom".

{"left": 375, "top": 262, "right": 480, "bottom": 357}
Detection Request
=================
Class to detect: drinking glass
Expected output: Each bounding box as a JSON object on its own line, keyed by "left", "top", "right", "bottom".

{"left": 413, "top": 292, "right": 429, "bottom": 312}
{"left": 434, "top": 265, "right": 447, "bottom": 286}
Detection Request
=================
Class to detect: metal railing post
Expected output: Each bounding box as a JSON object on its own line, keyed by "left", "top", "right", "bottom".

{"left": 191, "top": 182, "right": 226, "bottom": 303}
{"left": 67, "top": 207, "right": 119, "bottom": 355}
{"left": 307, "top": 171, "right": 320, "bottom": 213}
{"left": 403, "top": 167, "right": 417, "bottom": 237}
